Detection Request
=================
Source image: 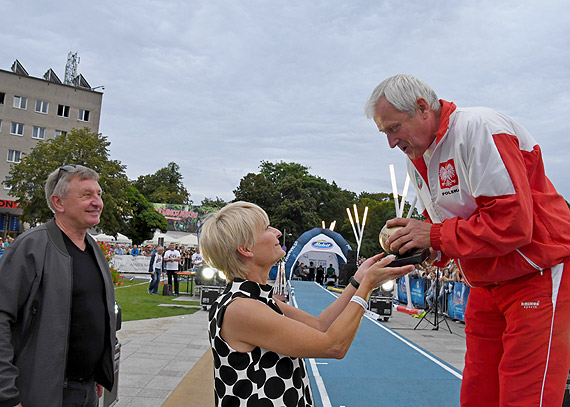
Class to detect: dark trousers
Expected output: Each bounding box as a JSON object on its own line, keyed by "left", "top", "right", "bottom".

{"left": 63, "top": 378, "right": 98, "bottom": 407}
{"left": 167, "top": 270, "right": 179, "bottom": 294}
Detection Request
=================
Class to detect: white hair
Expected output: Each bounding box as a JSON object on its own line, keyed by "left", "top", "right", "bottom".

{"left": 365, "top": 74, "right": 440, "bottom": 118}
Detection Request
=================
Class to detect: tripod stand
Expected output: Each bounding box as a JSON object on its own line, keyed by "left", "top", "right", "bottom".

{"left": 414, "top": 274, "right": 452, "bottom": 333}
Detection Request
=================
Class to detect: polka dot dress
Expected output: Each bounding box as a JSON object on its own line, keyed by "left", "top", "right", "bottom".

{"left": 208, "top": 278, "right": 314, "bottom": 407}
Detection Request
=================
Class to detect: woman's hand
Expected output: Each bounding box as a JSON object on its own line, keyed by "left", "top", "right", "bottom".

{"left": 352, "top": 253, "right": 385, "bottom": 283}
{"left": 360, "top": 254, "right": 414, "bottom": 291}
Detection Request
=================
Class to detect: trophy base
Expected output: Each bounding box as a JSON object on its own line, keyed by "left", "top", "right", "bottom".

{"left": 386, "top": 248, "right": 430, "bottom": 267}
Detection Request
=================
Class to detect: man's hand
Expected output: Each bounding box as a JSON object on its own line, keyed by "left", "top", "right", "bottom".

{"left": 385, "top": 218, "right": 432, "bottom": 254}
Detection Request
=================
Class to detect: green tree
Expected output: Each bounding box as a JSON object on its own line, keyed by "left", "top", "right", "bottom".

{"left": 234, "top": 161, "right": 356, "bottom": 242}
{"left": 7, "top": 128, "right": 129, "bottom": 235}
{"left": 123, "top": 185, "right": 168, "bottom": 244}
{"left": 134, "top": 162, "right": 191, "bottom": 204}
{"left": 201, "top": 197, "right": 227, "bottom": 209}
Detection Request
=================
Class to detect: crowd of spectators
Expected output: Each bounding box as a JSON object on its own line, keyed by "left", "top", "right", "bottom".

{"left": 111, "top": 243, "right": 199, "bottom": 271}
{"left": 405, "top": 260, "right": 464, "bottom": 314}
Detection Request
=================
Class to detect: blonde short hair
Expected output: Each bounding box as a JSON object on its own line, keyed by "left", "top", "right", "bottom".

{"left": 199, "top": 201, "right": 269, "bottom": 281}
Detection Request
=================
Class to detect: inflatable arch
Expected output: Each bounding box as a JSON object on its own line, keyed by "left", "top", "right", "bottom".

{"left": 281, "top": 228, "right": 353, "bottom": 280}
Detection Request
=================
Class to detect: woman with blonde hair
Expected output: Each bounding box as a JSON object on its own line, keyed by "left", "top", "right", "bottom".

{"left": 200, "top": 201, "right": 413, "bottom": 407}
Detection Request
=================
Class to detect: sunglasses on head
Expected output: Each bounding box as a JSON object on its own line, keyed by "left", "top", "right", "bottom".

{"left": 54, "top": 164, "right": 77, "bottom": 187}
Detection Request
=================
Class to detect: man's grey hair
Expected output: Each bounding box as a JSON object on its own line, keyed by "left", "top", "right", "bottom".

{"left": 45, "top": 165, "right": 99, "bottom": 213}
{"left": 364, "top": 74, "right": 440, "bottom": 118}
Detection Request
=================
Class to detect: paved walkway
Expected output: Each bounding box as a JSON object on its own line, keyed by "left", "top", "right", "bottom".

{"left": 112, "top": 287, "right": 466, "bottom": 406}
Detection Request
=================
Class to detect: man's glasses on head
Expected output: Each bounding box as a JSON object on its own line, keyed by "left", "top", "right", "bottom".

{"left": 54, "top": 164, "right": 77, "bottom": 187}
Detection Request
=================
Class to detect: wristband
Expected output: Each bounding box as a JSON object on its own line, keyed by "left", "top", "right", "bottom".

{"left": 350, "top": 295, "right": 368, "bottom": 311}
{"left": 349, "top": 276, "right": 360, "bottom": 289}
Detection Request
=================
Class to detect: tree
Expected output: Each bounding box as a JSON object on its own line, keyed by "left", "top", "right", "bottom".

{"left": 123, "top": 185, "right": 168, "bottom": 244}
{"left": 234, "top": 161, "right": 356, "bottom": 242}
{"left": 7, "top": 128, "right": 129, "bottom": 235}
{"left": 201, "top": 197, "right": 227, "bottom": 209}
{"left": 134, "top": 162, "right": 191, "bottom": 205}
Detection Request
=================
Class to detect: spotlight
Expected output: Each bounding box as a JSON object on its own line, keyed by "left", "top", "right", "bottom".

{"left": 381, "top": 280, "right": 394, "bottom": 293}
{"left": 202, "top": 267, "right": 216, "bottom": 280}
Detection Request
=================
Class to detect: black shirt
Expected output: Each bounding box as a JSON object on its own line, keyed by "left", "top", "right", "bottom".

{"left": 62, "top": 233, "right": 108, "bottom": 380}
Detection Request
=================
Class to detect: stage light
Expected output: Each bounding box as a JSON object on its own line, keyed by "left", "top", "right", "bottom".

{"left": 381, "top": 280, "right": 394, "bottom": 292}
{"left": 218, "top": 270, "right": 227, "bottom": 281}
{"left": 202, "top": 267, "right": 216, "bottom": 280}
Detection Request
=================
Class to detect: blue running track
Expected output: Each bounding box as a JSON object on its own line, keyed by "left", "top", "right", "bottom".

{"left": 291, "top": 281, "right": 462, "bottom": 407}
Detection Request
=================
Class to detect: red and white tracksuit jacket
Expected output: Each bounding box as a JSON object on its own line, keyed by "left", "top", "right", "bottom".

{"left": 408, "top": 100, "right": 570, "bottom": 406}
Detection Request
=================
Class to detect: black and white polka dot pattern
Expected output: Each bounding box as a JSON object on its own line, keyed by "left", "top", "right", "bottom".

{"left": 209, "top": 278, "right": 313, "bottom": 407}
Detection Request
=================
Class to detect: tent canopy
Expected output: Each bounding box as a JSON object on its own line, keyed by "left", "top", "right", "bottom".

{"left": 282, "top": 228, "right": 352, "bottom": 280}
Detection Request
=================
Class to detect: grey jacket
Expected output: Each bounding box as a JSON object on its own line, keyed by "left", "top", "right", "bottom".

{"left": 0, "top": 220, "right": 116, "bottom": 407}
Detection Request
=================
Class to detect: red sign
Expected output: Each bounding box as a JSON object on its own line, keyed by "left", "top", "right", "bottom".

{"left": 439, "top": 159, "right": 459, "bottom": 189}
{"left": 0, "top": 200, "right": 20, "bottom": 209}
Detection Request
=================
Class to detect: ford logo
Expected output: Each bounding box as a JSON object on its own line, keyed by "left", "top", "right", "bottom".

{"left": 312, "top": 240, "right": 333, "bottom": 250}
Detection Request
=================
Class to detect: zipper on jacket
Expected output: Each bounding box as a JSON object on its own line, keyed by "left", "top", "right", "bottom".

{"left": 516, "top": 249, "right": 544, "bottom": 274}
{"left": 455, "top": 259, "right": 473, "bottom": 287}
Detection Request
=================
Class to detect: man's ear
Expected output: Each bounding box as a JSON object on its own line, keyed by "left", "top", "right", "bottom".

{"left": 51, "top": 195, "right": 64, "bottom": 213}
{"left": 237, "top": 246, "right": 253, "bottom": 258}
{"left": 416, "top": 97, "right": 430, "bottom": 116}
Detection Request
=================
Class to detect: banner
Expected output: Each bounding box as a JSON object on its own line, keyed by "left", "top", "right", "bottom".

{"left": 397, "top": 277, "right": 427, "bottom": 308}
{"left": 450, "top": 282, "right": 470, "bottom": 321}
{"left": 112, "top": 255, "right": 152, "bottom": 273}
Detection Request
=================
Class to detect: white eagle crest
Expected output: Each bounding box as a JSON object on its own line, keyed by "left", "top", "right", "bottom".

{"left": 439, "top": 163, "right": 456, "bottom": 187}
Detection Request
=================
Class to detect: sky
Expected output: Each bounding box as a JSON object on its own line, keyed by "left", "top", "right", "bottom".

{"left": 3, "top": 0, "right": 570, "bottom": 207}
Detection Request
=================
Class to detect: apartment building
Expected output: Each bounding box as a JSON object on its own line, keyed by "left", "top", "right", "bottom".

{"left": 0, "top": 59, "right": 103, "bottom": 237}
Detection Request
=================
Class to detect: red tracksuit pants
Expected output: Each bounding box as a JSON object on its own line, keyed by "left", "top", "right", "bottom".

{"left": 461, "top": 260, "right": 570, "bottom": 407}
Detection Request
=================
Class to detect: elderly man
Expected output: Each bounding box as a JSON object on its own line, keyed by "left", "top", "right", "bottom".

{"left": 365, "top": 74, "right": 570, "bottom": 407}
{"left": 0, "top": 165, "right": 116, "bottom": 407}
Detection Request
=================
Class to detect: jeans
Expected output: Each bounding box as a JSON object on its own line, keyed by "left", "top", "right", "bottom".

{"left": 148, "top": 268, "right": 161, "bottom": 294}
{"left": 62, "top": 378, "right": 98, "bottom": 407}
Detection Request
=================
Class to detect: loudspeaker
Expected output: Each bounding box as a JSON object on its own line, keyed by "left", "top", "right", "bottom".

{"left": 346, "top": 250, "right": 357, "bottom": 266}
{"left": 339, "top": 263, "right": 357, "bottom": 286}
{"left": 158, "top": 237, "right": 164, "bottom": 246}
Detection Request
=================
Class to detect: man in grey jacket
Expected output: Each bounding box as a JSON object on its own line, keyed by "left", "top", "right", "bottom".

{"left": 0, "top": 165, "right": 116, "bottom": 407}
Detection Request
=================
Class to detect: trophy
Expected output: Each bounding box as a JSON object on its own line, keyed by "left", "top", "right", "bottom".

{"left": 379, "top": 224, "right": 430, "bottom": 267}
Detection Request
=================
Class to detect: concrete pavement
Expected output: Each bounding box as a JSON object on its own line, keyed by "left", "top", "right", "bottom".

{"left": 111, "top": 290, "right": 466, "bottom": 406}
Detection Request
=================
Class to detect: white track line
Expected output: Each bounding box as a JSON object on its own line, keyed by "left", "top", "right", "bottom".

{"left": 321, "top": 284, "right": 463, "bottom": 380}
{"left": 291, "top": 287, "right": 332, "bottom": 407}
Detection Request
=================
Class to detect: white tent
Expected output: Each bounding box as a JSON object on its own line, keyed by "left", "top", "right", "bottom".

{"left": 92, "top": 232, "right": 132, "bottom": 244}
{"left": 177, "top": 233, "right": 198, "bottom": 248}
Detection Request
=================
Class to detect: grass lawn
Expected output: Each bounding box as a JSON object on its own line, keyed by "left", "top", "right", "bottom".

{"left": 115, "top": 278, "right": 201, "bottom": 322}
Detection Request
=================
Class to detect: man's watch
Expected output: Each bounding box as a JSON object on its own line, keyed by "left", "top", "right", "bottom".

{"left": 349, "top": 276, "right": 360, "bottom": 289}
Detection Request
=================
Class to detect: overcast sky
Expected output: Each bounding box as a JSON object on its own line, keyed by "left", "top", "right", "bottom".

{"left": 3, "top": 0, "right": 570, "bottom": 208}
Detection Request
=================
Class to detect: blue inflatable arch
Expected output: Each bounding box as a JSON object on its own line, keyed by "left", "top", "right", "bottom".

{"left": 281, "top": 228, "right": 353, "bottom": 280}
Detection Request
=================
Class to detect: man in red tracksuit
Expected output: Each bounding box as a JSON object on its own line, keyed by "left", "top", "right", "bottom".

{"left": 365, "top": 74, "right": 570, "bottom": 406}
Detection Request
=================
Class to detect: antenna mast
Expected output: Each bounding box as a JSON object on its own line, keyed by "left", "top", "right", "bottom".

{"left": 64, "top": 51, "right": 79, "bottom": 85}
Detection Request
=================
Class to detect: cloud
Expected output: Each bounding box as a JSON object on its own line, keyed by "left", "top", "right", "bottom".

{"left": 3, "top": 0, "right": 570, "bottom": 205}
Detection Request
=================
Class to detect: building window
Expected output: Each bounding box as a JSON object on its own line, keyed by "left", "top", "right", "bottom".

{"left": 54, "top": 129, "right": 67, "bottom": 138}
{"left": 57, "top": 104, "right": 70, "bottom": 118}
{"left": 35, "top": 100, "right": 49, "bottom": 114}
{"left": 78, "top": 109, "right": 90, "bottom": 122}
{"left": 10, "top": 122, "right": 24, "bottom": 136}
{"left": 0, "top": 92, "right": 5, "bottom": 105}
{"left": 13, "top": 95, "right": 27, "bottom": 109}
{"left": 32, "top": 126, "right": 46, "bottom": 140}
{"left": 7, "top": 150, "right": 22, "bottom": 163}
{"left": 3, "top": 176, "right": 12, "bottom": 190}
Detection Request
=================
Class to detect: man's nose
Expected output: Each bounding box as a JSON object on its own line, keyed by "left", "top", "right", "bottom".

{"left": 387, "top": 134, "right": 398, "bottom": 149}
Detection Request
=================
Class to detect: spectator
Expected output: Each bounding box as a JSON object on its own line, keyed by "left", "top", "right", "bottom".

{"left": 148, "top": 246, "right": 164, "bottom": 295}
{"left": 191, "top": 247, "right": 205, "bottom": 272}
{"left": 316, "top": 264, "right": 324, "bottom": 284}
{"left": 164, "top": 243, "right": 181, "bottom": 296}
{"left": 0, "top": 164, "right": 116, "bottom": 406}
{"left": 199, "top": 201, "right": 412, "bottom": 406}
{"left": 131, "top": 244, "right": 139, "bottom": 256}
{"left": 308, "top": 261, "right": 316, "bottom": 281}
